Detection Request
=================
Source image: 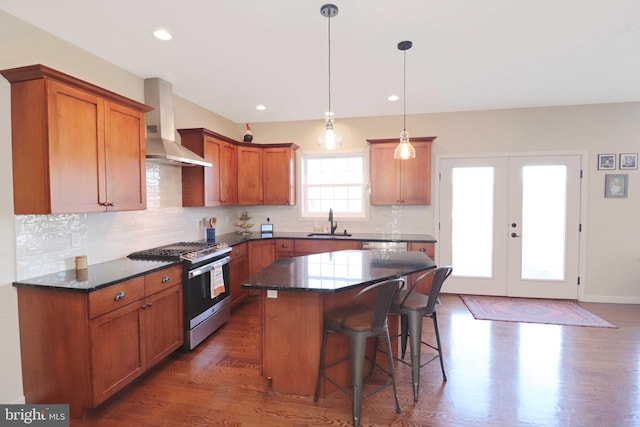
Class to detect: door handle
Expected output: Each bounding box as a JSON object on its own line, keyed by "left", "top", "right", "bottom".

{"left": 511, "top": 232, "right": 521, "bottom": 238}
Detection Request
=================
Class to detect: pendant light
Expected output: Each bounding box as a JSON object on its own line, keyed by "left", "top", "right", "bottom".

{"left": 394, "top": 40, "right": 416, "bottom": 160}
{"left": 318, "top": 4, "right": 342, "bottom": 150}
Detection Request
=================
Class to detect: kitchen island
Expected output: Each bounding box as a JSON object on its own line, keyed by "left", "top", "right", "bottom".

{"left": 242, "top": 249, "right": 436, "bottom": 397}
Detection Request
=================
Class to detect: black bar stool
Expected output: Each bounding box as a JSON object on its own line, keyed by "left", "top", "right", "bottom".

{"left": 373, "top": 266, "right": 452, "bottom": 402}
{"left": 313, "top": 279, "right": 403, "bottom": 427}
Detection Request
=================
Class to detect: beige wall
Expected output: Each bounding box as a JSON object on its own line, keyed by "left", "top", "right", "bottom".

{"left": 2, "top": 9, "right": 640, "bottom": 406}
{"left": 253, "top": 105, "right": 640, "bottom": 305}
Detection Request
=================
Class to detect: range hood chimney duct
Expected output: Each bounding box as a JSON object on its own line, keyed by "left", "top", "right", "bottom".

{"left": 144, "top": 78, "right": 212, "bottom": 167}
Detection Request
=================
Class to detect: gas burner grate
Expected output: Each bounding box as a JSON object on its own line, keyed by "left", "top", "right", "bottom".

{"left": 128, "top": 241, "right": 230, "bottom": 263}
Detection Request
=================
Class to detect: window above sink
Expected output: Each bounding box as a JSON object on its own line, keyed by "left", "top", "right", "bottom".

{"left": 300, "top": 153, "right": 367, "bottom": 220}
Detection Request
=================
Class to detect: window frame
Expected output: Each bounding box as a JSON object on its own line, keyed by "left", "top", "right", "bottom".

{"left": 299, "top": 151, "right": 369, "bottom": 221}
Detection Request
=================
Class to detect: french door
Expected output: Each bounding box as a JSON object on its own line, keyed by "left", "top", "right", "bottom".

{"left": 438, "top": 155, "right": 582, "bottom": 299}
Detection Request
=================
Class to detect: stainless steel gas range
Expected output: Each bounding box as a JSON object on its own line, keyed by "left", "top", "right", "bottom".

{"left": 128, "top": 241, "right": 232, "bottom": 351}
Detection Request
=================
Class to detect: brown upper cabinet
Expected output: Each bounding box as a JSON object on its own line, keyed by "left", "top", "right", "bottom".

{"left": 0, "top": 64, "right": 151, "bottom": 214}
{"left": 262, "top": 145, "right": 298, "bottom": 205}
{"left": 179, "top": 128, "right": 238, "bottom": 207}
{"left": 367, "top": 137, "right": 435, "bottom": 205}
{"left": 179, "top": 128, "right": 298, "bottom": 207}
{"left": 237, "top": 142, "right": 298, "bottom": 206}
{"left": 236, "top": 144, "right": 263, "bottom": 205}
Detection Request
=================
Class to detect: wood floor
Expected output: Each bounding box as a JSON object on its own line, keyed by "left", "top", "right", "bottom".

{"left": 71, "top": 294, "right": 640, "bottom": 426}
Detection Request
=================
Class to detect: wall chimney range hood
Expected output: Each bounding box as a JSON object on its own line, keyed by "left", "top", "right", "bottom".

{"left": 144, "top": 78, "right": 212, "bottom": 167}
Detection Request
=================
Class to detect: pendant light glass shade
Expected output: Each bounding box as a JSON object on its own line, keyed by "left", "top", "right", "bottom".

{"left": 319, "top": 112, "right": 342, "bottom": 149}
{"left": 394, "top": 129, "right": 416, "bottom": 159}
{"left": 319, "top": 4, "right": 341, "bottom": 150}
{"left": 394, "top": 40, "right": 416, "bottom": 160}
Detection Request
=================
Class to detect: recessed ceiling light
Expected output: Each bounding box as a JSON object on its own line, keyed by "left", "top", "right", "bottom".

{"left": 388, "top": 94, "right": 399, "bottom": 102}
{"left": 256, "top": 104, "right": 266, "bottom": 111}
{"left": 153, "top": 29, "right": 172, "bottom": 41}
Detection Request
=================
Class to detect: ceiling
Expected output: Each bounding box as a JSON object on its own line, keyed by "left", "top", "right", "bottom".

{"left": 2, "top": 0, "right": 640, "bottom": 124}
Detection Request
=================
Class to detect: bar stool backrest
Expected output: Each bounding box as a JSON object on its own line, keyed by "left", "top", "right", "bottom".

{"left": 426, "top": 266, "right": 453, "bottom": 311}
{"left": 396, "top": 266, "right": 453, "bottom": 312}
{"left": 338, "top": 279, "right": 404, "bottom": 333}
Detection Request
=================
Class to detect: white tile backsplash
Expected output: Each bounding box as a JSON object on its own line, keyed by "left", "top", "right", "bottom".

{"left": 14, "top": 162, "right": 434, "bottom": 279}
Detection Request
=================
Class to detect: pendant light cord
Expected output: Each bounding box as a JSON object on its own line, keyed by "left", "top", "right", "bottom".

{"left": 403, "top": 48, "right": 406, "bottom": 131}
{"left": 327, "top": 14, "right": 332, "bottom": 115}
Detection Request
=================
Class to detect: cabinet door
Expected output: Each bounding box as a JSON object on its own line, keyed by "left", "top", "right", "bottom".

{"left": 248, "top": 240, "right": 275, "bottom": 276}
{"left": 180, "top": 132, "right": 220, "bottom": 207}
{"left": 205, "top": 136, "right": 222, "bottom": 206}
{"left": 47, "top": 80, "right": 107, "bottom": 213}
{"left": 237, "top": 146, "right": 263, "bottom": 205}
{"left": 144, "top": 284, "right": 184, "bottom": 369}
{"left": 399, "top": 141, "right": 431, "bottom": 205}
{"left": 220, "top": 141, "right": 238, "bottom": 205}
{"left": 104, "top": 101, "right": 147, "bottom": 211}
{"left": 408, "top": 242, "right": 435, "bottom": 294}
{"left": 369, "top": 142, "right": 400, "bottom": 205}
{"left": 263, "top": 147, "right": 295, "bottom": 205}
{"left": 90, "top": 302, "right": 145, "bottom": 405}
{"left": 230, "top": 254, "right": 250, "bottom": 309}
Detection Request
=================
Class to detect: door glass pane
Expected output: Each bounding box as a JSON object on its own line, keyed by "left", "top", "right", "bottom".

{"left": 452, "top": 167, "right": 494, "bottom": 277}
{"left": 521, "top": 165, "right": 566, "bottom": 280}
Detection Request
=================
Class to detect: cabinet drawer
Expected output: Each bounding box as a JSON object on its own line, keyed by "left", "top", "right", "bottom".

{"left": 229, "top": 242, "right": 248, "bottom": 260}
{"left": 145, "top": 265, "right": 182, "bottom": 295}
{"left": 408, "top": 242, "right": 435, "bottom": 258}
{"left": 275, "top": 239, "right": 295, "bottom": 253}
{"left": 89, "top": 277, "right": 145, "bottom": 319}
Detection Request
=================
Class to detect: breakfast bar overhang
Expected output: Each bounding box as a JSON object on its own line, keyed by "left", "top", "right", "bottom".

{"left": 242, "top": 249, "right": 436, "bottom": 397}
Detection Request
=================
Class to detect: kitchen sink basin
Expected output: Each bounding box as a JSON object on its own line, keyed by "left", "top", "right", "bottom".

{"left": 307, "top": 232, "right": 352, "bottom": 237}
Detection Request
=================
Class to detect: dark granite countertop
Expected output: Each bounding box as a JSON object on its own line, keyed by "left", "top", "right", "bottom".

{"left": 218, "top": 231, "right": 436, "bottom": 246}
{"left": 13, "top": 258, "right": 179, "bottom": 292}
{"left": 242, "top": 249, "right": 436, "bottom": 293}
{"left": 12, "top": 231, "right": 434, "bottom": 293}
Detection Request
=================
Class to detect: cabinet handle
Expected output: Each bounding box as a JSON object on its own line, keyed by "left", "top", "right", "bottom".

{"left": 114, "top": 291, "right": 126, "bottom": 301}
{"left": 141, "top": 302, "right": 153, "bottom": 309}
{"left": 161, "top": 276, "right": 170, "bottom": 283}
{"left": 281, "top": 244, "right": 288, "bottom": 248}
{"left": 419, "top": 247, "right": 426, "bottom": 252}
{"left": 235, "top": 249, "right": 241, "bottom": 255}
{"left": 107, "top": 202, "right": 114, "bottom": 207}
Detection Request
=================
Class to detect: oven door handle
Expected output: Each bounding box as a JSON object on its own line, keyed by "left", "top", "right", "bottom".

{"left": 188, "top": 256, "right": 231, "bottom": 279}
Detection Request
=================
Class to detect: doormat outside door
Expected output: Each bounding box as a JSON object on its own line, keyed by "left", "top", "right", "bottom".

{"left": 459, "top": 295, "right": 617, "bottom": 328}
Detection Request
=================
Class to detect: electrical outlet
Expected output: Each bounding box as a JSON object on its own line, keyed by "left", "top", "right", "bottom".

{"left": 267, "top": 290, "right": 278, "bottom": 299}
{"left": 70, "top": 232, "right": 81, "bottom": 248}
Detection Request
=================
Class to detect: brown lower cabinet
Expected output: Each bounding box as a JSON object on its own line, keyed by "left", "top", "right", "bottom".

{"left": 408, "top": 242, "right": 436, "bottom": 293}
{"left": 294, "top": 239, "right": 362, "bottom": 256}
{"left": 229, "top": 242, "right": 250, "bottom": 309}
{"left": 16, "top": 265, "right": 183, "bottom": 419}
{"left": 274, "top": 239, "right": 295, "bottom": 259}
{"left": 248, "top": 240, "right": 276, "bottom": 276}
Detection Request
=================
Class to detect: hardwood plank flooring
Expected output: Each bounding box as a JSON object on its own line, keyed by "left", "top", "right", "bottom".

{"left": 71, "top": 294, "right": 640, "bottom": 426}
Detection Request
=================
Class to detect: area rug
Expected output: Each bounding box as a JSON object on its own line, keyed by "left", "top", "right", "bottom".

{"left": 459, "top": 295, "right": 616, "bottom": 328}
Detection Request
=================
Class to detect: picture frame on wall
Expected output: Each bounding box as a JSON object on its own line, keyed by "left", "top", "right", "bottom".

{"left": 619, "top": 153, "right": 638, "bottom": 170}
{"left": 598, "top": 154, "right": 616, "bottom": 170}
{"left": 604, "top": 174, "right": 628, "bottom": 198}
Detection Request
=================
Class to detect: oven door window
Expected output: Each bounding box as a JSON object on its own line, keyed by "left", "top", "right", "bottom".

{"left": 185, "top": 260, "right": 230, "bottom": 323}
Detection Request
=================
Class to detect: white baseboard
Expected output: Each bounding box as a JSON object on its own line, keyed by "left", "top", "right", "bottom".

{"left": 10, "top": 395, "right": 25, "bottom": 404}
{"left": 579, "top": 295, "right": 640, "bottom": 304}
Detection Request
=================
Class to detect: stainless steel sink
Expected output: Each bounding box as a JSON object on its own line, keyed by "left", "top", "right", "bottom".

{"left": 307, "top": 232, "right": 352, "bottom": 237}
